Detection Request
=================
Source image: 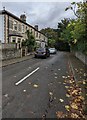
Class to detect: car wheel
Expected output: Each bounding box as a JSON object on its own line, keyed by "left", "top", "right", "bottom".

{"left": 48, "top": 53, "right": 50, "bottom": 57}
{"left": 44, "top": 55, "right": 47, "bottom": 59}
{"left": 35, "top": 55, "right": 37, "bottom": 58}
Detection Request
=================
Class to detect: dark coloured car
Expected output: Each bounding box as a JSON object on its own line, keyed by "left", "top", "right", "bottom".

{"left": 34, "top": 47, "right": 50, "bottom": 58}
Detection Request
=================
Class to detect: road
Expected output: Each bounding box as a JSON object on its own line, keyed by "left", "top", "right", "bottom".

{"left": 2, "top": 51, "right": 71, "bottom": 118}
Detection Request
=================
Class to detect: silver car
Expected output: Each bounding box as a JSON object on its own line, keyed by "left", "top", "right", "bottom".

{"left": 49, "top": 48, "right": 57, "bottom": 54}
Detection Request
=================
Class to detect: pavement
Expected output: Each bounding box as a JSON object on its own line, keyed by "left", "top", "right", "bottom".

{"left": 66, "top": 53, "right": 86, "bottom": 84}
{"left": 68, "top": 53, "right": 87, "bottom": 118}
{"left": 2, "top": 53, "right": 34, "bottom": 67}
{"left": 2, "top": 51, "right": 87, "bottom": 119}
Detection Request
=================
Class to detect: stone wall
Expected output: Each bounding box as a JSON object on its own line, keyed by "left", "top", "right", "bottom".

{"left": 2, "top": 49, "right": 21, "bottom": 60}
{"left": 2, "top": 43, "right": 16, "bottom": 49}
{"left": 75, "top": 52, "right": 87, "bottom": 65}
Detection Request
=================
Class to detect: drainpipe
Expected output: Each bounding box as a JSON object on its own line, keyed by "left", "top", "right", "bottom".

{"left": 8, "top": 15, "right": 9, "bottom": 43}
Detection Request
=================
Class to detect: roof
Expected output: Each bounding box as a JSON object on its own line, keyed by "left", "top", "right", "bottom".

{"left": 0, "top": 9, "right": 47, "bottom": 38}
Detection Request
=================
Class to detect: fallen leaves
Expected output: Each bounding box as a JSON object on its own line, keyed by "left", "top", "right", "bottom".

{"left": 54, "top": 97, "right": 56, "bottom": 100}
{"left": 65, "top": 105, "right": 70, "bottom": 111}
{"left": 71, "top": 102, "right": 78, "bottom": 110}
{"left": 71, "top": 89, "right": 78, "bottom": 95}
{"left": 56, "top": 72, "right": 85, "bottom": 119}
{"left": 49, "top": 92, "right": 53, "bottom": 96}
{"left": 58, "top": 82, "right": 61, "bottom": 84}
{"left": 55, "top": 76, "right": 57, "bottom": 79}
{"left": 58, "top": 69, "right": 61, "bottom": 71}
{"left": 28, "top": 82, "right": 31, "bottom": 85}
{"left": 48, "top": 82, "right": 53, "bottom": 86}
{"left": 29, "top": 111, "right": 35, "bottom": 114}
{"left": 59, "top": 99, "right": 64, "bottom": 103}
{"left": 4, "top": 94, "right": 8, "bottom": 97}
{"left": 83, "top": 81, "right": 86, "bottom": 85}
{"left": 63, "top": 82, "right": 66, "bottom": 85}
{"left": 56, "top": 111, "right": 65, "bottom": 118}
{"left": 14, "top": 76, "right": 16, "bottom": 78}
{"left": 78, "top": 96, "right": 84, "bottom": 101}
{"left": 65, "top": 86, "right": 69, "bottom": 89}
{"left": 67, "top": 75, "right": 70, "bottom": 78}
{"left": 54, "top": 73, "right": 57, "bottom": 75}
{"left": 83, "top": 73, "right": 86, "bottom": 77}
{"left": 71, "top": 113, "right": 79, "bottom": 118}
{"left": 33, "top": 84, "right": 39, "bottom": 88}
{"left": 45, "top": 67, "right": 48, "bottom": 69}
{"left": 65, "top": 78, "right": 85, "bottom": 118}
{"left": 62, "top": 76, "right": 66, "bottom": 79}
{"left": 66, "top": 94, "right": 70, "bottom": 98}
{"left": 55, "top": 62, "right": 87, "bottom": 119}
{"left": 28, "top": 67, "right": 31, "bottom": 69}
{"left": 23, "top": 90, "right": 26, "bottom": 92}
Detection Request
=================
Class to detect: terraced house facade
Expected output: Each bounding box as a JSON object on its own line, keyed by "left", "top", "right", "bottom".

{"left": 0, "top": 9, "right": 48, "bottom": 49}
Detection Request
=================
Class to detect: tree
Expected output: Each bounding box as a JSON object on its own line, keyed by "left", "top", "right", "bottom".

{"left": 57, "top": 18, "right": 70, "bottom": 42}
{"left": 65, "top": 1, "right": 87, "bottom": 19}
{"left": 22, "top": 30, "right": 35, "bottom": 52}
{"left": 65, "top": 1, "right": 87, "bottom": 54}
{"left": 40, "top": 27, "right": 58, "bottom": 40}
{"left": 48, "top": 38, "right": 56, "bottom": 47}
{"left": 40, "top": 27, "right": 58, "bottom": 48}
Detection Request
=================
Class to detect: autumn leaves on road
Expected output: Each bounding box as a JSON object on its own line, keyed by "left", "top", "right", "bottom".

{"left": 56, "top": 67, "right": 86, "bottom": 119}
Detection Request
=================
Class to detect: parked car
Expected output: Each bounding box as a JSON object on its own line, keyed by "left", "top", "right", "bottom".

{"left": 49, "top": 48, "right": 57, "bottom": 54}
{"left": 34, "top": 47, "right": 50, "bottom": 58}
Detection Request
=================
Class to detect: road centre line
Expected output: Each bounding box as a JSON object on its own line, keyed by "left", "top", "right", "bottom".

{"left": 15, "top": 67, "right": 40, "bottom": 86}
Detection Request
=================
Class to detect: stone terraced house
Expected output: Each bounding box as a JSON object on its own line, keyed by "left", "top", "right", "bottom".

{"left": 0, "top": 9, "right": 48, "bottom": 49}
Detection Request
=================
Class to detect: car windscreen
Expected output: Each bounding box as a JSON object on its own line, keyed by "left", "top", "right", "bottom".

{"left": 36, "top": 48, "right": 45, "bottom": 52}
{"left": 49, "top": 48, "right": 55, "bottom": 50}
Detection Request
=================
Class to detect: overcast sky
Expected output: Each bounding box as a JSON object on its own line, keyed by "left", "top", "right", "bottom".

{"left": 1, "top": 1, "right": 82, "bottom": 30}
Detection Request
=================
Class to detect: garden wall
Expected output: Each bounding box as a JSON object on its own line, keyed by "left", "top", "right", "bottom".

{"left": 2, "top": 49, "right": 21, "bottom": 60}
{"left": 75, "top": 52, "right": 87, "bottom": 65}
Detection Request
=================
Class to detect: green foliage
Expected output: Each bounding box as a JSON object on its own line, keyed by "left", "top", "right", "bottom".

{"left": 40, "top": 28, "right": 58, "bottom": 47}
{"left": 22, "top": 30, "right": 35, "bottom": 52}
{"left": 40, "top": 28, "right": 58, "bottom": 40}
{"left": 57, "top": 18, "right": 70, "bottom": 41}
{"left": 65, "top": 1, "right": 87, "bottom": 20}
{"left": 59, "top": 20, "right": 74, "bottom": 43}
{"left": 58, "top": 1, "right": 87, "bottom": 54}
{"left": 48, "top": 39, "right": 56, "bottom": 47}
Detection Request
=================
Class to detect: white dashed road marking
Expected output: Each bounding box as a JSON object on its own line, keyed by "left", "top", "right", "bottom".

{"left": 15, "top": 67, "right": 40, "bottom": 86}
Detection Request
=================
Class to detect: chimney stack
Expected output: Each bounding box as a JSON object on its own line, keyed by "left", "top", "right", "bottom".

{"left": 20, "top": 14, "right": 26, "bottom": 22}
{"left": 3, "top": 7, "right": 5, "bottom": 10}
{"left": 35, "top": 25, "right": 38, "bottom": 31}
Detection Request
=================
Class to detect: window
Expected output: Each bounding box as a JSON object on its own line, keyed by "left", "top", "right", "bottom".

{"left": 14, "top": 21, "right": 18, "bottom": 30}
{"left": 12, "top": 40, "right": 15, "bottom": 43}
{"left": 36, "top": 31, "right": 38, "bottom": 37}
{"left": 31, "top": 29, "right": 32, "bottom": 33}
{"left": 12, "top": 37, "right": 16, "bottom": 43}
{"left": 39, "top": 33, "right": 41, "bottom": 38}
{"left": 18, "top": 38, "right": 21, "bottom": 43}
{"left": 18, "top": 24, "right": 21, "bottom": 32}
{"left": 9, "top": 20, "right": 13, "bottom": 29}
{"left": 22, "top": 25, "right": 25, "bottom": 33}
{"left": 26, "top": 26, "right": 27, "bottom": 30}
{"left": 34, "top": 30, "right": 35, "bottom": 36}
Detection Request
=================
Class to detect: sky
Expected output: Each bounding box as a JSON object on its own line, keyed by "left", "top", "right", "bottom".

{"left": 1, "top": 0, "right": 82, "bottom": 30}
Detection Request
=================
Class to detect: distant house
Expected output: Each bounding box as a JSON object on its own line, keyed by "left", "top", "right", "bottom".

{"left": 0, "top": 9, "right": 48, "bottom": 49}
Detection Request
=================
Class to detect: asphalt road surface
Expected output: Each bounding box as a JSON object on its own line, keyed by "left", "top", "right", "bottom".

{"left": 2, "top": 51, "right": 71, "bottom": 118}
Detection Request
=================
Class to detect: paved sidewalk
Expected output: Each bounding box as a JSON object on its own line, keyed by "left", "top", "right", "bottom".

{"left": 68, "top": 53, "right": 86, "bottom": 82}
{"left": 2, "top": 54, "right": 34, "bottom": 67}
{"left": 68, "top": 53, "right": 87, "bottom": 118}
